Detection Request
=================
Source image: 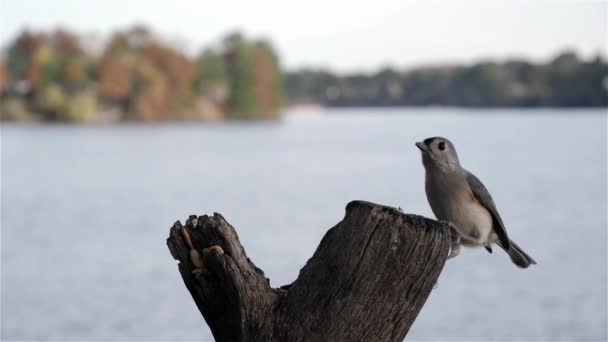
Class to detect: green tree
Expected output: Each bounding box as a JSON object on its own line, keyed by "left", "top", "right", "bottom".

{"left": 194, "top": 49, "right": 227, "bottom": 94}
{"left": 224, "top": 34, "right": 256, "bottom": 119}
{"left": 223, "top": 32, "right": 284, "bottom": 119}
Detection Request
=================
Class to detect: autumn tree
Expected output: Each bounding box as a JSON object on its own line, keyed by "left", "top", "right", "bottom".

{"left": 5, "top": 31, "right": 47, "bottom": 90}
{"left": 96, "top": 56, "right": 133, "bottom": 105}
{"left": 0, "top": 62, "right": 7, "bottom": 93}
{"left": 3, "top": 29, "right": 96, "bottom": 121}
{"left": 140, "top": 41, "right": 194, "bottom": 113}
{"left": 252, "top": 40, "right": 283, "bottom": 119}
{"left": 97, "top": 26, "right": 195, "bottom": 121}
{"left": 97, "top": 30, "right": 142, "bottom": 113}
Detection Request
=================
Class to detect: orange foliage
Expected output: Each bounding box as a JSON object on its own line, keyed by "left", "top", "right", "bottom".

{"left": 132, "top": 71, "right": 170, "bottom": 121}
{"left": 62, "top": 58, "right": 86, "bottom": 85}
{"left": 253, "top": 48, "right": 274, "bottom": 118}
{"left": 27, "top": 62, "right": 42, "bottom": 89}
{"left": 4, "top": 26, "right": 285, "bottom": 121}
{"left": 0, "top": 63, "right": 7, "bottom": 91}
{"left": 141, "top": 42, "right": 194, "bottom": 103}
{"left": 98, "top": 27, "right": 195, "bottom": 119}
{"left": 252, "top": 46, "right": 282, "bottom": 119}
{"left": 51, "top": 29, "right": 82, "bottom": 55}
{"left": 97, "top": 57, "right": 132, "bottom": 100}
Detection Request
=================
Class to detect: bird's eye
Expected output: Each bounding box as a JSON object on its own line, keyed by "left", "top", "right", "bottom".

{"left": 438, "top": 142, "right": 446, "bottom": 151}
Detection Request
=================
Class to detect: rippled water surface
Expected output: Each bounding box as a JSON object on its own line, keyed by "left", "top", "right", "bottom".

{"left": 2, "top": 108, "right": 606, "bottom": 340}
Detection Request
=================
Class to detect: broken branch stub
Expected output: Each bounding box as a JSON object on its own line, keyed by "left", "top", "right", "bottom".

{"left": 166, "top": 200, "right": 450, "bottom": 342}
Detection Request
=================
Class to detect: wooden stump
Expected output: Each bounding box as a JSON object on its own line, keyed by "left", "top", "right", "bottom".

{"left": 167, "top": 200, "right": 450, "bottom": 342}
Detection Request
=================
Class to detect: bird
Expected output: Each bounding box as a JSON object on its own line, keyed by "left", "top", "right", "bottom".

{"left": 415, "top": 136, "right": 536, "bottom": 268}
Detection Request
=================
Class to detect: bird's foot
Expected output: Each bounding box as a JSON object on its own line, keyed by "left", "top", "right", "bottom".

{"left": 441, "top": 221, "right": 461, "bottom": 259}
{"left": 448, "top": 241, "right": 461, "bottom": 259}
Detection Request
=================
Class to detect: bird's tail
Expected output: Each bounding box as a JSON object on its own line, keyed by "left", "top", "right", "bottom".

{"left": 501, "top": 239, "right": 536, "bottom": 268}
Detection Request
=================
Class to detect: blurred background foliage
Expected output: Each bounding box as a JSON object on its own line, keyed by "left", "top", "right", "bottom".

{"left": 285, "top": 53, "right": 608, "bottom": 107}
{"left": 0, "top": 26, "right": 606, "bottom": 123}
{"left": 1, "top": 26, "right": 284, "bottom": 122}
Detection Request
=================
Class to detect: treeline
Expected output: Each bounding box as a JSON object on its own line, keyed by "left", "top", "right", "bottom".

{"left": 0, "top": 27, "right": 283, "bottom": 122}
{"left": 285, "top": 52, "right": 608, "bottom": 107}
{"left": 1, "top": 28, "right": 606, "bottom": 124}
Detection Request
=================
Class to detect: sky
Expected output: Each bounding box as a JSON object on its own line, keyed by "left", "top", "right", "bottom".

{"left": 1, "top": 0, "right": 606, "bottom": 72}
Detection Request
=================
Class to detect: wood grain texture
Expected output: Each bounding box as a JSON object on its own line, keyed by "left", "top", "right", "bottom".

{"left": 167, "top": 200, "right": 450, "bottom": 342}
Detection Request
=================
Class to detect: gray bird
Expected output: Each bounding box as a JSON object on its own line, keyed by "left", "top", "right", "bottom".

{"left": 416, "top": 136, "right": 536, "bottom": 268}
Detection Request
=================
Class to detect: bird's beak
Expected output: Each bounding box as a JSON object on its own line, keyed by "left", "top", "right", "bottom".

{"left": 415, "top": 142, "right": 428, "bottom": 152}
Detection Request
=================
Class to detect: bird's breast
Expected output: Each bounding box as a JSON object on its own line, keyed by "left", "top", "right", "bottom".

{"left": 425, "top": 173, "right": 493, "bottom": 244}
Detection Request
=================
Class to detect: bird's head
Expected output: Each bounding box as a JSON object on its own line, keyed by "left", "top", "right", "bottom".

{"left": 416, "top": 137, "right": 460, "bottom": 171}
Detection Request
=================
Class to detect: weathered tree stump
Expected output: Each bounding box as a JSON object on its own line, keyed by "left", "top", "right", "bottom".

{"left": 167, "top": 200, "right": 450, "bottom": 342}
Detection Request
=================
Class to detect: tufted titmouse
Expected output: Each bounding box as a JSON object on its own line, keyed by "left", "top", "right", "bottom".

{"left": 416, "top": 137, "right": 536, "bottom": 268}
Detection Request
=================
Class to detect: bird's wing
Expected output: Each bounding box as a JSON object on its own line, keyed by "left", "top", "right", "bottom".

{"left": 465, "top": 170, "right": 510, "bottom": 249}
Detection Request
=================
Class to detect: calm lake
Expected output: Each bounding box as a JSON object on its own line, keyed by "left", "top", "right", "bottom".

{"left": 1, "top": 108, "right": 607, "bottom": 341}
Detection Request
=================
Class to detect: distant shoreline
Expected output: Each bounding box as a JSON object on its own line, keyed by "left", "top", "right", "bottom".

{"left": 2, "top": 106, "right": 606, "bottom": 126}
{"left": 286, "top": 103, "right": 608, "bottom": 109}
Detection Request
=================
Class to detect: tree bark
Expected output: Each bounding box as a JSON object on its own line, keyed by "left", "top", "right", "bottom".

{"left": 166, "top": 200, "right": 450, "bottom": 342}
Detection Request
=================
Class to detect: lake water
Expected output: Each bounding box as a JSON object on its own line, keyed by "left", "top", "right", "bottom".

{"left": 1, "top": 108, "right": 607, "bottom": 341}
